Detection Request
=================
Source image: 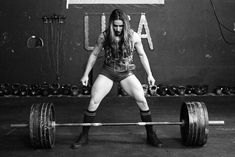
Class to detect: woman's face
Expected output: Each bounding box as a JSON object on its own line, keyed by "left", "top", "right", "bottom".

{"left": 113, "top": 20, "right": 124, "bottom": 36}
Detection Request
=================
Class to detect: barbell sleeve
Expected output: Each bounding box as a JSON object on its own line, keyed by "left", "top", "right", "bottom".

{"left": 10, "top": 124, "right": 29, "bottom": 128}
{"left": 208, "top": 121, "right": 225, "bottom": 125}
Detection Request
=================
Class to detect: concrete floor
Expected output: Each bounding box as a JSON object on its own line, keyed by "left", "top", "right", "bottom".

{"left": 0, "top": 96, "right": 235, "bottom": 157}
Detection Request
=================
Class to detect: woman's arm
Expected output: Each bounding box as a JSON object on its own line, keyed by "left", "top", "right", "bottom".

{"left": 134, "top": 32, "right": 155, "bottom": 85}
{"left": 81, "top": 33, "right": 104, "bottom": 85}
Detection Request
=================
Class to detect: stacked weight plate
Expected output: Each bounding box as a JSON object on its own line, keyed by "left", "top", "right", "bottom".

{"left": 180, "top": 101, "right": 209, "bottom": 146}
{"left": 29, "top": 102, "right": 56, "bottom": 149}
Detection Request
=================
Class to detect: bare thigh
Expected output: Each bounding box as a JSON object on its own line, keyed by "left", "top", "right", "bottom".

{"left": 88, "top": 74, "right": 113, "bottom": 111}
{"left": 120, "top": 75, "right": 149, "bottom": 111}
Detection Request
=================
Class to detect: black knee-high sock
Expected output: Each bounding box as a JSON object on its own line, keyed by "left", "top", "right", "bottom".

{"left": 140, "top": 110, "right": 162, "bottom": 147}
{"left": 140, "top": 110, "right": 154, "bottom": 134}
{"left": 82, "top": 109, "right": 96, "bottom": 134}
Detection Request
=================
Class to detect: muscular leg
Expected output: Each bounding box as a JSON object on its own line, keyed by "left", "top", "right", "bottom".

{"left": 71, "top": 75, "right": 113, "bottom": 149}
{"left": 120, "top": 75, "right": 162, "bottom": 147}
{"left": 88, "top": 74, "right": 114, "bottom": 111}
{"left": 120, "top": 75, "right": 149, "bottom": 111}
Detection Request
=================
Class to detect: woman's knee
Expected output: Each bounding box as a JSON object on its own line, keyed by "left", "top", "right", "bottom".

{"left": 135, "top": 96, "right": 149, "bottom": 111}
{"left": 88, "top": 98, "right": 101, "bottom": 111}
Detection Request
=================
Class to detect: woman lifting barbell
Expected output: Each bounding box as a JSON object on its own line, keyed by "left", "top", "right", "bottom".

{"left": 71, "top": 9, "right": 162, "bottom": 149}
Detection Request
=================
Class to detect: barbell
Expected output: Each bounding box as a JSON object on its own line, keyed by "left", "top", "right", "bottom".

{"left": 10, "top": 101, "right": 224, "bottom": 149}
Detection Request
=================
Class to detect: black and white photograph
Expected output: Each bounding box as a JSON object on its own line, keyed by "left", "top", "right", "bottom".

{"left": 0, "top": 0, "right": 235, "bottom": 156}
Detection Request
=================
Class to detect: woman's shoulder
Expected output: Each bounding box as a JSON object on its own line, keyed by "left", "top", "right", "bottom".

{"left": 99, "top": 32, "right": 105, "bottom": 39}
{"left": 130, "top": 29, "right": 141, "bottom": 42}
{"left": 95, "top": 32, "right": 106, "bottom": 46}
{"left": 97, "top": 32, "right": 106, "bottom": 42}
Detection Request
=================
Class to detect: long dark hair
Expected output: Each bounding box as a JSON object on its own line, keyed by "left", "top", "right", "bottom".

{"left": 104, "top": 9, "right": 132, "bottom": 58}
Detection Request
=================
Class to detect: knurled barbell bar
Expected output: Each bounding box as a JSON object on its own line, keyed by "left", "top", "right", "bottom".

{"left": 10, "top": 101, "right": 224, "bottom": 149}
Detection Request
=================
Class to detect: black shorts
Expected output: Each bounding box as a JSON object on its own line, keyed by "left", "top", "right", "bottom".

{"left": 100, "top": 65, "right": 134, "bottom": 82}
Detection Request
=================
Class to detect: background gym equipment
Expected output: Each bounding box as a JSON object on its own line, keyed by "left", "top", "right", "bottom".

{"left": 148, "top": 85, "right": 158, "bottom": 96}
{"left": 70, "top": 85, "right": 80, "bottom": 96}
{"left": 142, "top": 84, "right": 149, "bottom": 96}
{"left": 1, "top": 83, "right": 234, "bottom": 97}
{"left": 167, "top": 85, "right": 178, "bottom": 96}
{"left": 157, "top": 84, "right": 168, "bottom": 96}
{"left": 176, "top": 85, "right": 186, "bottom": 96}
{"left": 42, "top": 14, "right": 66, "bottom": 81}
{"left": 10, "top": 101, "right": 224, "bottom": 149}
{"left": 27, "top": 36, "right": 44, "bottom": 48}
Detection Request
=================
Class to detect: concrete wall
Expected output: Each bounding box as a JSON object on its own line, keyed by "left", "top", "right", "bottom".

{"left": 0, "top": 0, "right": 235, "bottom": 91}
